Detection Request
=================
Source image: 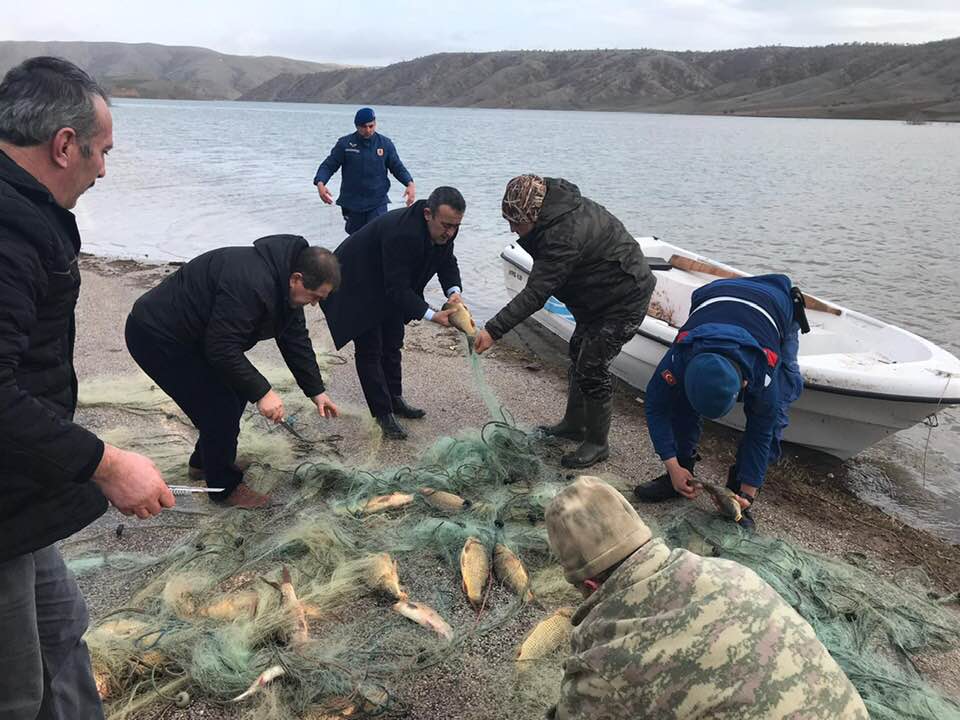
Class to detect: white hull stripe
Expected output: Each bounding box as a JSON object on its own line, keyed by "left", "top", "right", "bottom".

{"left": 690, "top": 296, "right": 782, "bottom": 338}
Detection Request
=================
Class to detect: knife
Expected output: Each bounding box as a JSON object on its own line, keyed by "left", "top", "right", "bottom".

{"left": 168, "top": 485, "right": 225, "bottom": 496}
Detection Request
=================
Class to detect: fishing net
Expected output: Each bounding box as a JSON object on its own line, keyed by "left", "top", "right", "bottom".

{"left": 68, "top": 340, "right": 960, "bottom": 719}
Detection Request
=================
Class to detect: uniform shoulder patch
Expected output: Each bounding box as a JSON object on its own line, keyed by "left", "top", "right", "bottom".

{"left": 661, "top": 369, "right": 677, "bottom": 386}
{"left": 377, "top": 147, "right": 385, "bottom": 156}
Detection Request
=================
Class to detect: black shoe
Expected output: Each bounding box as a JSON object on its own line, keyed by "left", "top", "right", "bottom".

{"left": 561, "top": 397, "right": 612, "bottom": 469}
{"left": 538, "top": 376, "right": 585, "bottom": 441}
{"left": 376, "top": 413, "right": 408, "bottom": 440}
{"left": 737, "top": 506, "right": 756, "bottom": 530}
{"left": 633, "top": 474, "right": 680, "bottom": 502}
{"left": 392, "top": 396, "right": 425, "bottom": 419}
{"left": 632, "top": 454, "right": 697, "bottom": 502}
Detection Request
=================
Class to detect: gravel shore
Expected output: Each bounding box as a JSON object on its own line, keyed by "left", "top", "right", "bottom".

{"left": 69, "top": 256, "right": 960, "bottom": 718}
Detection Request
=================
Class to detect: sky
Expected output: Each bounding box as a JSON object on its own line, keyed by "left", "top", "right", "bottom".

{"left": 4, "top": 0, "right": 960, "bottom": 66}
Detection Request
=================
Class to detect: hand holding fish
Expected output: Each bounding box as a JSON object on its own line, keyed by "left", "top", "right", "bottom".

{"left": 447, "top": 291, "right": 463, "bottom": 305}
{"left": 665, "top": 457, "right": 698, "bottom": 499}
{"left": 257, "top": 389, "right": 285, "bottom": 423}
{"left": 312, "top": 392, "right": 340, "bottom": 418}
{"left": 474, "top": 329, "right": 494, "bottom": 354}
{"left": 430, "top": 308, "right": 455, "bottom": 327}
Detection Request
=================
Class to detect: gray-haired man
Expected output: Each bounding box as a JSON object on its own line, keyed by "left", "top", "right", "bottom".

{"left": 0, "top": 57, "right": 174, "bottom": 719}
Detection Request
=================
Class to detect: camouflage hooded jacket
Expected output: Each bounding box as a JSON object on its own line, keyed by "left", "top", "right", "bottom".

{"left": 486, "top": 178, "right": 655, "bottom": 339}
{"left": 549, "top": 537, "right": 868, "bottom": 720}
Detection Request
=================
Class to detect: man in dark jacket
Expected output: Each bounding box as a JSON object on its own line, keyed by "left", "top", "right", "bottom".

{"left": 0, "top": 57, "right": 174, "bottom": 720}
{"left": 475, "top": 175, "right": 656, "bottom": 468}
{"left": 314, "top": 107, "right": 416, "bottom": 234}
{"left": 321, "top": 186, "right": 465, "bottom": 439}
{"left": 632, "top": 274, "right": 806, "bottom": 530}
{"left": 126, "top": 235, "right": 341, "bottom": 508}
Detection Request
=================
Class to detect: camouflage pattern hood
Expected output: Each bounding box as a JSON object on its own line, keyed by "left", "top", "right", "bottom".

{"left": 550, "top": 538, "right": 869, "bottom": 719}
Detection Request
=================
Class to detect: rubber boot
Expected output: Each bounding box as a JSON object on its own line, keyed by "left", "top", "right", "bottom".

{"left": 392, "top": 395, "right": 426, "bottom": 419}
{"left": 538, "top": 377, "right": 586, "bottom": 441}
{"left": 561, "top": 396, "right": 612, "bottom": 468}
{"left": 633, "top": 455, "right": 699, "bottom": 502}
{"left": 376, "top": 413, "right": 408, "bottom": 440}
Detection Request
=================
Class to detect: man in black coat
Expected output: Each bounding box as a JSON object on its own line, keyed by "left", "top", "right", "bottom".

{"left": 126, "top": 235, "right": 341, "bottom": 508}
{"left": 0, "top": 57, "right": 174, "bottom": 720}
{"left": 476, "top": 175, "right": 655, "bottom": 468}
{"left": 321, "top": 186, "right": 466, "bottom": 439}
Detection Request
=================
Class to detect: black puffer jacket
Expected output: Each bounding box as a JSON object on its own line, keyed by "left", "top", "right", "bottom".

{"left": 0, "top": 150, "right": 107, "bottom": 562}
{"left": 130, "top": 235, "right": 325, "bottom": 403}
{"left": 485, "top": 178, "right": 655, "bottom": 339}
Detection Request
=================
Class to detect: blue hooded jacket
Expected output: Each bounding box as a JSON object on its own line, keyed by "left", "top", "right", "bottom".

{"left": 645, "top": 274, "right": 800, "bottom": 488}
{"left": 313, "top": 131, "right": 413, "bottom": 212}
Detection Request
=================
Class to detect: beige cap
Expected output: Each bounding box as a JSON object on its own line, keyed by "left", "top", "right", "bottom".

{"left": 501, "top": 174, "right": 546, "bottom": 224}
{"left": 546, "top": 476, "right": 652, "bottom": 584}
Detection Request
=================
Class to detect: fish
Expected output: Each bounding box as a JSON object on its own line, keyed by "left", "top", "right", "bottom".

{"left": 392, "top": 600, "right": 455, "bottom": 641}
{"left": 693, "top": 480, "right": 743, "bottom": 522}
{"left": 232, "top": 664, "right": 286, "bottom": 702}
{"left": 361, "top": 492, "right": 415, "bottom": 515}
{"left": 367, "top": 553, "right": 407, "bottom": 600}
{"left": 419, "top": 486, "right": 471, "bottom": 513}
{"left": 460, "top": 536, "right": 490, "bottom": 608}
{"left": 516, "top": 607, "right": 574, "bottom": 667}
{"left": 493, "top": 543, "right": 535, "bottom": 602}
{"left": 441, "top": 301, "right": 478, "bottom": 337}
{"left": 198, "top": 591, "right": 259, "bottom": 621}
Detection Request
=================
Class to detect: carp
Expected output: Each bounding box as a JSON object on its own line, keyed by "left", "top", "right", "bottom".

{"left": 460, "top": 536, "right": 490, "bottom": 607}
{"left": 693, "top": 480, "right": 743, "bottom": 523}
{"left": 361, "top": 492, "right": 415, "bottom": 515}
{"left": 441, "top": 300, "right": 477, "bottom": 337}
{"left": 493, "top": 543, "right": 534, "bottom": 602}
{"left": 366, "top": 553, "right": 407, "bottom": 601}
{"left": 198, "top": 591, "right": 259, "bottom": 621}
{"left": 419, "top": 486, "right": 471, "bottom": 513}
{"left": 392, "top": 600, "right": 454, "bottom": 641}
{"left": 516, "top": 607, "right": 574, "bottom": 667}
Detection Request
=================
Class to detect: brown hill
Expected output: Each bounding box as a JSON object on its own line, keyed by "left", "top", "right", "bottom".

{"left": 0, "top": 41, "right": 343, "bottom": 100}
{"left": 240, "top": 39, "right": 960, "bottom": 121}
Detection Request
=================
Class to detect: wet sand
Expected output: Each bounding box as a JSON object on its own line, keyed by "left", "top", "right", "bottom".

{"left": 70, "top": 256, "right": 960, "bottom": 717}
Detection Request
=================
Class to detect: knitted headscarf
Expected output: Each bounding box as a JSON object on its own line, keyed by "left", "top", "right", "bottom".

{"left": 501, "top": 174, "right": 547, "bottom": 224}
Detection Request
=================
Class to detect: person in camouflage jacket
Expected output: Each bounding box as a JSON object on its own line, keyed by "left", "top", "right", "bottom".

{"left": 544, "top": 476, "right": 869, "bottom": 720}
{"left": 475, "top": 176, "right": 656, "bottom": 469}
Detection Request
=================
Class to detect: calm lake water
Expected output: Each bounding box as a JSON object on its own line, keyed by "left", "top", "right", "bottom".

{"left": 76, "top": 99, "right": 960, "bottom": 541}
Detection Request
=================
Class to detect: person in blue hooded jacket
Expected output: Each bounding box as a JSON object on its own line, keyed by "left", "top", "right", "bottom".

{"left": 314, "top": 107, "right": 415, "bottom": 234}
{"left": 632, "top": 274, "right": 807, "bottom": 529}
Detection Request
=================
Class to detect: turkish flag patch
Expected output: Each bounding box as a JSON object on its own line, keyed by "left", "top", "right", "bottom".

{"left": 661, "top": 369, "right": 677, "bottom": 385}
{"left": 763, "top": 348, "right": 779, "bottom": 367}
{"left": 377, "top": 148, "right": 384, "bottom": 156}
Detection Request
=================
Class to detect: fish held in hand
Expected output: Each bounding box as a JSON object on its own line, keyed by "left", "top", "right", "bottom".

{"left": 460, "top": 536, "right": 490, "bottom": 608}
{"left": 493, "top": 543, "right": 534, "bottom": 602}
{"left": 392, "top": 599, "right": 454, "bottom": 641}
{"left": 419, "top": 486, "right": 471, "bottom": 513}
{"left": 442, "top": 301, "right": 478, "bottom": 338}
{"left": 693, "top": 480, "right": 743, "bottom": 522}
{"left": 516, "top": 607, "right": 574, "bottom": 667}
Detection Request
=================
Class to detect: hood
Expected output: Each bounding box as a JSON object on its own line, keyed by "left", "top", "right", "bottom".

{"left": 536, "top": 177, "right": 582, "bottom": 230}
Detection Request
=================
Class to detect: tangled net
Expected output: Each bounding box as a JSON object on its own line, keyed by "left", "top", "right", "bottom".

{"left": 69, "top": 342, "right": 960, "bottom": 719}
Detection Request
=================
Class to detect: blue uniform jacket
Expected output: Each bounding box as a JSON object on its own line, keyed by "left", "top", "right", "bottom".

{"left": 313, "top": 131, "right": 413, "bottom": 212}
{"left": 645, "top": 274, "right": 799, "bottom": 488}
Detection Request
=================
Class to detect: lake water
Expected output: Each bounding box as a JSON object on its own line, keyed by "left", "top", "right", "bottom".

{"left": 75, "top": 99, "right": 960, "bottom": 541}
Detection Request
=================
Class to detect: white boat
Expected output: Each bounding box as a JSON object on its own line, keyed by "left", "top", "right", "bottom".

{"left": 500, "top": 237, "right": 960, "bottom": 459}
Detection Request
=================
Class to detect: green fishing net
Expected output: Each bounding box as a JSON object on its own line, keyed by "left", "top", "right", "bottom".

{"left": 68, "top": 343, "right": 959, "bottom": 719}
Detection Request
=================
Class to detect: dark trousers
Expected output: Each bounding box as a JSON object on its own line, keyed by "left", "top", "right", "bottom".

{"left": 342, "top": 204, "right": 388, "bottom": 234}
{"left": 0, "top": 546, "right": 104, "bottom": 720}
{"left": 125, "top": 315, "right": 246, "bottom": 495}
{"left": 568, "top": 313, "right": 644, "bottom": 401}
{"left": 354, "top": 312, "right": 405, "bottom": 417}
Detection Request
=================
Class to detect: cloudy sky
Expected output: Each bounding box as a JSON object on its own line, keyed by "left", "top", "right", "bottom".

{"left": 5, "top": 0, "right": 960, "bottom": 66}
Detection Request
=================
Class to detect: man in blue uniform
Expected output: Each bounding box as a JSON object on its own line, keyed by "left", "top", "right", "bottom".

{"left": 314, "top": 107, "right": 415, "bottom": 234}
{"left": 633, "top": 274, "right": 808, "bottom": 529}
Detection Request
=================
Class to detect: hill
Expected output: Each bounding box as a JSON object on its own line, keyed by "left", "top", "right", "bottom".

{"left": 240, "top": 40, "right": 960, "bottom": 121}
{"left": 0, "top": 41, "right": 343, "bottom": 100}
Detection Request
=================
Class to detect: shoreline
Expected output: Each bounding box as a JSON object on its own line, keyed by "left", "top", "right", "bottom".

{"left": 70, "top": 254, "right": 960, "bottom": 715}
